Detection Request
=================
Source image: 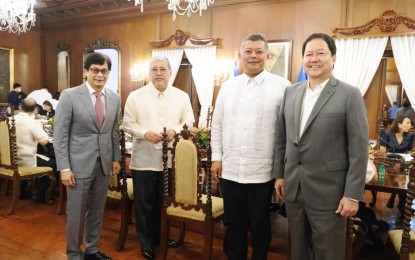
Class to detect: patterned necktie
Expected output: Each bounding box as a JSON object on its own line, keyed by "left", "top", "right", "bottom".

{"left": 94, "top": 91, "right": 104, "bottom": 129}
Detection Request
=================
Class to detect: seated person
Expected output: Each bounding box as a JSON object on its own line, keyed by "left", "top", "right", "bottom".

{"left": 42, "top": 100, "right": 55, "bottom": 120}
{"left": 379, "top": 115, "right": 414, "bottom": 211}
{"left": 15, "top": 98, "right": 58, "bottom": 203}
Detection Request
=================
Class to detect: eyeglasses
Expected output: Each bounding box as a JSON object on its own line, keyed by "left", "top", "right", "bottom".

{"left": 150, "top": 67, "right": 169, "bottom": 74}
{"left": 89, "top": 68, "right": 110, "bottom": 75}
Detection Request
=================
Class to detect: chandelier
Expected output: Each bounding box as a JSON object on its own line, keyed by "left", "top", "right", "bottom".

{"left": 128, "top": 0, "right": 144, "bottom": 12}
{"left": 167, "top": 0, "right": 215, "bottom": 20}
{"left": 0, "top": 0, "right": 36, "bottom": 34}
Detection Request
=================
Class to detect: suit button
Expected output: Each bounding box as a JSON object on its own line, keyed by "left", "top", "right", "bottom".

{"left": 298, "top": 161, "right": 302, "bottom": 165}
{"left": 294, "top": 143, "right": 298, "bottom": 146}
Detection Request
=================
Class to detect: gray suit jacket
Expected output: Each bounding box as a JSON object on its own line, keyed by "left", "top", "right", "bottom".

{"left": 53, "top": 83, "right": 121, "bottom": 177}
{"left": 273, "top": 76, "right": 368, "bottom": 210}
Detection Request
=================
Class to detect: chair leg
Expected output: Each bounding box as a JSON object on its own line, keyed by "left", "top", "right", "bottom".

{"left": 56, "top": 180, "right": 66, "bottom": 215}
{"left": 160, "top": 212, "right": 170, "bottom": 260}
{"left": 115, "top": 198, "right": 132, "bottom": 251}
{"left": 45, "top": 174, "right": 56, "bottom": 204}
{"left": 369, "top": 190, "right": 377, "bottom": 207}
{"left": 203, "top": 218, "right": 214, "bottom": 260}
{"left": 7, "top": 179, "right": 20, "bottom": 215}
{"left": 178, "top": 222, "right": 185, "bottom": 245}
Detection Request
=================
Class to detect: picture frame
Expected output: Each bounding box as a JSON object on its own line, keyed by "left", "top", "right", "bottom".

{"left": 266, "top": 39, "right": 292, "bottom": 80}
{"left": 0, "top": 47, "right": 14, "bottom": 106}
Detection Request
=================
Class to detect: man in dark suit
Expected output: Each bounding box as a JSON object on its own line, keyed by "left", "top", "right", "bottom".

{"left": 53, "top": 52, "right": 121, "bottom": 260}
{"left": 274, "top": 33, "right": 368, "bottom": 260}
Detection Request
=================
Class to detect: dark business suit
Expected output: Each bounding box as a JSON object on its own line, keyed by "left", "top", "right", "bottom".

{"left": 274, "top": 76, "right": 368, "bottom": 260}
{"left": 53, "top": 83, "right": 121, "bottom": 259}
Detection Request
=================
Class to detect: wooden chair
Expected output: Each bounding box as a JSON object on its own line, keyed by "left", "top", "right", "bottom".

{"left": 0, "top": 114, "right": 55, "bottom": 215}
{"left": 160, "top": 124, "right": 224, "bottom": 260}
{"left": 56, "top": 129, "right": 134, "bottom": 251}
{"left": 387, "top": 165, "right": 415, "bottom": 260}
{"left": 107, "top": 129, "right": 134, "bottom": 251}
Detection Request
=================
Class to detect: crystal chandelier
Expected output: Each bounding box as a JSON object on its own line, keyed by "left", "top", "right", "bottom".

{"left": 167, "top": 0, "right": 214, "bottom": 20}
{"left": 128, "top": 0, "right": 144, "bottom": 12}
{"left": 0, "top": 0, "right": 36, "bottom": 34}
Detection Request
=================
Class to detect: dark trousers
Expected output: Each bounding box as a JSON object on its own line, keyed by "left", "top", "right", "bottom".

{"left": 132, "top": 170, "right": 164, "bottom": 248}
{"left": 220, "top": 178, "right": 274, "bottom": 260}
{"left": 35, "top": 156, "right": 59, "bottom": 200}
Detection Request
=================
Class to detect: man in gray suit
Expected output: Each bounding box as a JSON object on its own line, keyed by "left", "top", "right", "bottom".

{"left": 54, "top": 52, "right": 121, "bottom": 260}
{"left": 274, "top": 33, "right": 368, "bottom": 260}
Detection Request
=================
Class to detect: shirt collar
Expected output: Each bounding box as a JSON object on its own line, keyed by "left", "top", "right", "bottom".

{"left": 242, "top": 70, "right": 266, "bottom": 86}
{"left": 305, "top": 78, "right": 329, "bottom": 92}
{"left": 149, "top": 83, "right": 171, "bottom": 97}
{"left": 86, "top": 82, "right": 106, "bottom": 96}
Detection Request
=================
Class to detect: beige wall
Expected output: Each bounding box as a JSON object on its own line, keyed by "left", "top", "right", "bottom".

{"left": 2, "top": 0, "right": 415, "bottom": 106}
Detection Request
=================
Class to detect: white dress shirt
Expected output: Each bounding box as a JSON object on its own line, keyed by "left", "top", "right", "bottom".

{"left": 211, "top": 71, "right": 290, "bottom": 183}
{"left": 122, "top": 83, "right": 195, "bottom": 171}
{"left": 14, "top": 112, "right": 49, "bottom": 166}
{"left": 299, "top": 79, "right": 329, "bottom": 137}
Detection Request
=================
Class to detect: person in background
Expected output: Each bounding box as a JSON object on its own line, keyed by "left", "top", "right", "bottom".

{"left": 389, "top": 101, "right": 399, "bottom": 125}
{"left": 28, "top": 86, "right": 53, "bottom": 114}
{"left": 274, "top": 33, "right": 368, "bottom": 260}
{"left": 211, "top": 33, "right": 290, "bottom": 260}
{"left": 379, "top": 114, "right": 414, "bottom": 212}
{"left": 8, "top": 83, "right": 24, "bottom": 111}
{"left": 53, "top": 52, "right": 121, "bottom": 260}
{"left": 43, "top": 100, "right": 55, "bottom": 119}
{"left": 397, "top": 98, "right": 415, "bottom": 123}
{"left": 14, "top": 98, "right": 58, "bottom": 203}
{"left": 122, "top": 56, "right": 194, "bottom": 260}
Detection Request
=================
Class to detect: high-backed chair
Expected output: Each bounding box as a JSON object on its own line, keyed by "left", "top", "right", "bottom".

{"left": 0, "top": 114, "right": 55, "bottom": 215}
{"left": 56, "top": 129, "right": 134, "bottom": 251}
{"left": 387, "top": 165, "right": 415, "bottom": 260}
{"left": 160, "top": 124, "right": 224, "bottom": 259}
{"left": 107, "top": 129, "right": 134, "bottom": 251}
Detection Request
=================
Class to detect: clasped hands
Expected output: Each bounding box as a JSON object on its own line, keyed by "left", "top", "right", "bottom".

{"left": 144, "top": 129, "right": 175, "bottom": 144}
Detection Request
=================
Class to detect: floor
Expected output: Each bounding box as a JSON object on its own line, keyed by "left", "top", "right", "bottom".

{"left": 0, "top": 189, "right": 409, "bottom": 259}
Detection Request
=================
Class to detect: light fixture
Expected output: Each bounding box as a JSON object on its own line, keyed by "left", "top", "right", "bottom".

{"left": 0, "top": 0, "right": 36, "bottom": 34}
{"left": 128, "top": 0, "right": 144, "bottom": 12}
{"left": 130, "top": 63, "right": 147, "bottom": 89}
{"left": 167, "top": 0, "right": 215, "bottom": 20}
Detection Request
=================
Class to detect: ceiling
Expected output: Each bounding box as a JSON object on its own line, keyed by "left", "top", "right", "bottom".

{"left": 33, "top": 0, "right": 259, "bottom": 30}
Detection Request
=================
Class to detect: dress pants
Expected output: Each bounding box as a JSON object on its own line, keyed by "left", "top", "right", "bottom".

{"left": 132, "top": 170, "right": 164, "bottom": 248}
{"left": 285, "top": 186, "right": 347, "bottom": 260}
{"left": 220, "top": 178, "right": 274, "bottom": 260}
{"left": 66, "top": 158, "right": 109, "bottom": 260}
{"left": 35, "top": 156, "right": 59, "bottom": 200}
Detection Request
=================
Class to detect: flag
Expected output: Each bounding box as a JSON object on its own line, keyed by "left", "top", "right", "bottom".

{"left": 296, "top": 64, "right": 308, "bottom": 82}
{"left": 233, "top": 56, "right": 239, "bottom": 77}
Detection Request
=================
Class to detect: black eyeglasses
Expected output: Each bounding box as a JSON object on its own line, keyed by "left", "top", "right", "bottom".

{"left": 89, "top": 68, "right": 110, "bottom": 75}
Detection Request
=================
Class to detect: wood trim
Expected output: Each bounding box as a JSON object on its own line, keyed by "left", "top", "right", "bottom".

{"left": 332, "top": 10, "right": 415, "bottom": 38}
{"left": 149, "top": 29, "right": 219, "bottom": 49}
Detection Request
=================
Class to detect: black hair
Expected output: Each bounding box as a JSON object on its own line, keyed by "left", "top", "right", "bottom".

{"left": 302, "top": 33, "right": 336, "bottom": 57}
{"left": 84, "top": 52, "right": 112, "bottom": 71}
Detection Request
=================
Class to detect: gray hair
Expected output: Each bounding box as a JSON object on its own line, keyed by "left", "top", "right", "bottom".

{"left": 240, "top": 33, "right": 269, "bottom": 51}
{"left": 149, "top": 56, "right": 172, "bottom": 71}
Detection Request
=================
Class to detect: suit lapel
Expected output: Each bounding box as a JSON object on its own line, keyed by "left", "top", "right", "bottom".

{"left": 79, "top": 84, "right": 99, "bottom": 129}
{"left": 301, "top": 77, "right": 337, "bottom": 137}
{"left": 294, "top": 83, "right": 307, "bottom": 141}
{"left": 102, "top": 90, "right": 115, "bottom": 130}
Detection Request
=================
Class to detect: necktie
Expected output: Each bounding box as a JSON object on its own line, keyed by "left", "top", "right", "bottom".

{"left": 94, "top": 91, "right": 104, "bottom": 129}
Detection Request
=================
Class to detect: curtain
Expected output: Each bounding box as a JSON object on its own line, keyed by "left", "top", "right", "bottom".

{"left": 152, "top": 49, "right": 184, "bottom": 86}
{"left": 385, "top": 84, "right": 399, "bottom": 105}
{"left": 391, "top": 35, "right": 415, "bottom": 106}
{"left": 333, "top": 37, "right": 388, "bottom": 96}
{"left": 184, "top": 46, "right": 216, "bottom": 127}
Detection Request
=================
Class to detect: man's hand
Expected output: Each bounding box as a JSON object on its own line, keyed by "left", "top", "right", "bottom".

{"left": 275, "top": 179, "right": 285, "bottom": 201}
{"left": 61, "top": 170, "right": 76, "bottom": 187}
{"left": 211, "top": 161, "right": 222, "bottom": 183}
{"left": 144, "top": 131, "right": 163, "bottom": 144}
{"left": 163, "top": 129, "right": 176, "bottom": 142}
{"left": 335, "top": 197, "right": 359, "bottom": 217}
{"left": 112, "top": 161, "right": 121, "bottom": 175}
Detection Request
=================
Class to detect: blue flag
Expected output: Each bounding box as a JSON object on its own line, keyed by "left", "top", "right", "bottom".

{"left": 296, "top": 64, "right": 308, "bottom": 82}
{"left": 233, "top": 57, "right": 239, "bottom": 77}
